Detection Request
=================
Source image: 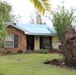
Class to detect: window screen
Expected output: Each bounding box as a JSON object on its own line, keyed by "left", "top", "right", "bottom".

{"left": 5, "top": 34, "right": 14, "bottom": 48}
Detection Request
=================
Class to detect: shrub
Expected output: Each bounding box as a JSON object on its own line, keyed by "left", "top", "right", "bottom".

{"left": 17, "top": 50, "right": 23, "bottom": 53}
{"left": 25, "top": 50, "right": 32, "bottom": 53}
{"left": 34, "top": 49, "right": 44, "bottom": 53}
{"left": 43, "top": 50, "right": 49, "bottom": 54}
{"left": 6, "top": 50, "right": 12, "bottom": 54}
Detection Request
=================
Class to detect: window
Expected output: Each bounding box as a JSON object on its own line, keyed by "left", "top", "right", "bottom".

{"left": 5, "top": 34, "right": 14, "bottom": 48}
{"left": 42, "top": 37, "right": 52, "bottom": 49}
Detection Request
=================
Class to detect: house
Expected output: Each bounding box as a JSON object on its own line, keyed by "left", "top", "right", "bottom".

{"left": 0, "top": 22, "right": 59, "bottom": 53}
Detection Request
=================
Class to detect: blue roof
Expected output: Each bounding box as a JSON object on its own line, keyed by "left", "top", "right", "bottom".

{"left": 16, "top": 24, "right": 56, "bottom": 35}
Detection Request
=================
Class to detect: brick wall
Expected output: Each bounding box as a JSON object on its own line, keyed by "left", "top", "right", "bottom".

{"left": 0, "top": 25, "right": 27, "bottom": 54}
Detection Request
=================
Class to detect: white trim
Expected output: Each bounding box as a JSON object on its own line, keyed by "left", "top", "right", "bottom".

{"left": 27, "top": 33, "right": 52, "bottom": 35}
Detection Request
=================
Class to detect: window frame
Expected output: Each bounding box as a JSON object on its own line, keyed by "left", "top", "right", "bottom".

{"left": 42, "top": 36, "right": 52, "bottom": 49}
{"left": 4, "top": 34, "right": 14, "bottom": 48}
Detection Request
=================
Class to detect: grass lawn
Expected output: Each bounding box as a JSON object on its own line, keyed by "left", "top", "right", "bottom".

{"left": 0, "top": 54, "right": 76, "bottom": 75}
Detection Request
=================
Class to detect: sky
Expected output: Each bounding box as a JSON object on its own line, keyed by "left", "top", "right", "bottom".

{"left": 2, "top": 0, "right": 76, "bottom": 24}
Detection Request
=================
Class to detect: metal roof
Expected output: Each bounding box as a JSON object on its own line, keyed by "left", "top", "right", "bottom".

{"left": 16, "top": 24, "right": 56, "bottom": 35}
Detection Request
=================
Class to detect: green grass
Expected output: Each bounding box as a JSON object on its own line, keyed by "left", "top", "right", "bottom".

{"left": 0, "top": 54, "right": 76, "bottom": 75}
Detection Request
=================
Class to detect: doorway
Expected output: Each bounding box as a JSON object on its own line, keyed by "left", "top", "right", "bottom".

{"left": 27, "top": 35, "right": 34, "bottom": 50}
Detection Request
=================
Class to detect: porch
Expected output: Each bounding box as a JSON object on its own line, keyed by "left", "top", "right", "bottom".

{"left": 26, "top": 35, "right": 58, "bottom": 50}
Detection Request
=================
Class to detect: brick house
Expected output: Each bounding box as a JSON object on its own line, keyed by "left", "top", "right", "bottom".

{"left": 0, "top": 23, "right": 58, "bottom": 53}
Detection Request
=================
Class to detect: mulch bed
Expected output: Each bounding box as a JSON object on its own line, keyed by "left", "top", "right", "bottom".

{"left": 44, "top": 58, "right": 76, "bottom": 70}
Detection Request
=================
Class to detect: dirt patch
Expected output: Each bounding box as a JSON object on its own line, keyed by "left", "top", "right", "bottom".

{"left": 44, "top": 59, "right": 76, "bottom": 70}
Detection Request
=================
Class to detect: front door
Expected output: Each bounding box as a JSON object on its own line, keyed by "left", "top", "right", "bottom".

{"left": 27, "top": 35, "right": 34, "bottom": 50}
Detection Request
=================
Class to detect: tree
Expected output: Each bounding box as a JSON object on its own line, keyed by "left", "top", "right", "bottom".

{"left": 51, "top": 4, "right": 76, "bottom": 68}
{"left": 0, "top": 1, "right": 14, "bottom": 22}
{"left": 62, "top": 27, "right": 76, "bottom": 67}
{"left": 51, "top": 5, "right": 76, "bottom": 40}
{"left": 0, "top": 1, "right": 14, "bottom": 47}
{"left": 29, "top": 0, "right": 51, "bottom": 15}
{"left": 29, "top": 10, "right": 46, "bottom": 24}
{"left": 0, "top": 19, "right": 7, "bottom": 47}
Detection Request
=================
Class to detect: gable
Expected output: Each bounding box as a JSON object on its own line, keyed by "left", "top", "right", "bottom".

{"left": 6, "top": 25, "right": 30, "bottom": 34}
{"left": 7, "top": 25, "right": 25, "bottom": 34}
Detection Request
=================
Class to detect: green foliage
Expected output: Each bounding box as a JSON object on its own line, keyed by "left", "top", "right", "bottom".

{"left": 6, "top": 50, "right": 12, "bottom": 54}
{"left": 25, "top": 50, "right": 32, "bottom": 53}
{"left": 51, "top": 4, "right": 76, "bottom": 40}
{"left": 34, "top": 49, "right": 49, "bottom": 54}
{"left": 0, "top": 20, "right": 7, "bottom": 37}
{"left": 0, "top": 19, "right": 7, "bottom": 48}
{"left": 0, "top": 1, "right": 14, "bottom": 22}
{"left": 17, "top": 50, "right": 23, "bottom": 53}
{"left": 0, "top": 39, "right": 4, "bottom": 48}
{"left": 34, "top": 49, "right": 44, "bottom": 53}
{"left": 43, "top": 50, "right": 49, "bottom": 54}
{"left": 0, "top": 0, "right": 14, "bottom": 47}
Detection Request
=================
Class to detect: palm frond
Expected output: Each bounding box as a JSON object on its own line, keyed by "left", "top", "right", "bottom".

{"left": 0, "top": 19, "right": 7, "bottom": 40}
{"left": 29, "top": 0, "right": 51, "bottom": 15}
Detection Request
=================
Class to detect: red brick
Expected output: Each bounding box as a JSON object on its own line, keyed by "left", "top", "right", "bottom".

{"left": 1, "top": 25, "right": 27, "bottom": 53}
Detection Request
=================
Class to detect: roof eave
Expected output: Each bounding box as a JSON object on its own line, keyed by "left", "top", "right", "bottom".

{"left": 27, "top": 33, "right": 54, "bottom": 35}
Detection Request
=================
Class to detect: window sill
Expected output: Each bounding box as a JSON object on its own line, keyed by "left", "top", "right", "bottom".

{"left": 4, "top": 46, "right": 14, "bottom": 48}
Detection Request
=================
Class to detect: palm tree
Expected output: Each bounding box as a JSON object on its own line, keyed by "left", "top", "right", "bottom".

{"left": 0, "top": 21, "right": 6, "bottom": 39}
{"left": 29, "top": 0, "right": 51, "bottom": 15}
{"left": 0, "top": 19, "right": 7, "bottom": 47}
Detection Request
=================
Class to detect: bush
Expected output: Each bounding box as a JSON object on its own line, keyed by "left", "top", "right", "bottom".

{"left": 25, "top": 50, "right": 32, "bottom": 53}
{"left": 17, "top": 50, "right": 23, "bottom": 53}
{"left": 43, "top": 50, "right": 49, "bottom": 54}
{"left": 6, "top": 50, "right": 12, "bottom": 54}
{"left": 0, "top": 39, "right": 4, "bottom": 48}
{"left": 34, "top": 49, "right": 44, "bottom": 53}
